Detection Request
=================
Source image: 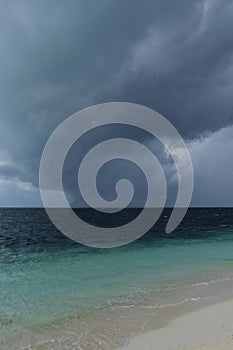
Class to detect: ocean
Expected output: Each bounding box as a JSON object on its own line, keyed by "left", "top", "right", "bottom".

{"left": 0, "top": 208, "right": 233, "bottom": 349}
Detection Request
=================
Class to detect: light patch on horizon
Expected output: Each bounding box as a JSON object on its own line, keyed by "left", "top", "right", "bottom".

{"left": 189, "top": 125, "right": 233, "bottom": 206}
{"left": 0, "top": 177, "right": 36, "bottom": 192}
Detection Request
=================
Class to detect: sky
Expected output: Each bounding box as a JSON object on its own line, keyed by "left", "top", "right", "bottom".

{"left": 0, "top": 0, "right": 233, "bottom": 207}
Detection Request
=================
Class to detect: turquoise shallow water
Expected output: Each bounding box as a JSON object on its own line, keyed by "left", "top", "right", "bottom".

{"left": 0, "top": 208, "right": 233, "bottom": 349}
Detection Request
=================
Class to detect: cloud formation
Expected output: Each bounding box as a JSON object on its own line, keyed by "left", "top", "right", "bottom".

{"left": 0, "top": 0, "right": 232, "bottom": 206}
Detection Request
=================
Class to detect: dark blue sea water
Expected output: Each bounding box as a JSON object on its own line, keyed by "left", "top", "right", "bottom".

{"left": 0, "top": 208, "right": 233, "bottom": 349}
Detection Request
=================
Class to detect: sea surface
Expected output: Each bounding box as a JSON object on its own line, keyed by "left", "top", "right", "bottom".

{"left": 0, "top": 208, "right": 233, "bottom": 349}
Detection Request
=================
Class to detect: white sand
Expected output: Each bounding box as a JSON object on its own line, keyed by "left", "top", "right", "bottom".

{"left": 124, "top": 298, "right": 233, "bottom": 350}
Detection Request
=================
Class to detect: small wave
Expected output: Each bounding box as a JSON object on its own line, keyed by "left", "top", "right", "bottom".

{"left": 138, "top": 295, "right": 205, "bottom": 309}
{"left": 191, "top": 280, "right": 216, "bottom": 286}
{"left": 191, "top": 276, "right": 232, "bottom": 287}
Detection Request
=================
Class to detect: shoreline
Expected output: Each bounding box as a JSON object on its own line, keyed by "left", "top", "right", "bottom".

{"left": 2, "top": 274, "right": 233, "bottom": 349}
{"left": 124, "top": 294, "right": 233, "bottom": 350}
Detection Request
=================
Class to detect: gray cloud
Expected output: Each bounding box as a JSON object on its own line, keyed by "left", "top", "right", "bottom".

{"left": 0, "top": 0, "right": 233, "bottom": 205}
{"left": 189, "top": 125, "right": 233, "bottom": 206}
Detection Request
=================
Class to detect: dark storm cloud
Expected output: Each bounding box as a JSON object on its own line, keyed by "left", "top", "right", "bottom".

{"left": 103, "top": 0, "right": 233, "bottom": 137}
{"left": 0, "top": 0, "right": 233, "bottom": 205}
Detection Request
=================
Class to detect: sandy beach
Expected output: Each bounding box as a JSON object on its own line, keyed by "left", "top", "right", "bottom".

{"left": 124, "top": 298, "right": 233, "bottom": 350}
